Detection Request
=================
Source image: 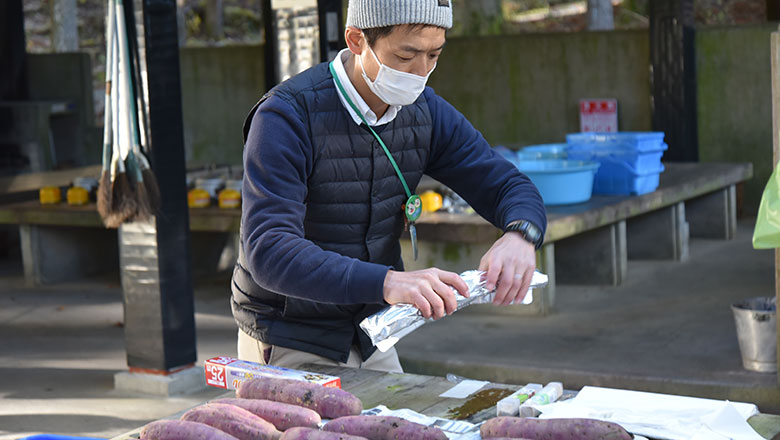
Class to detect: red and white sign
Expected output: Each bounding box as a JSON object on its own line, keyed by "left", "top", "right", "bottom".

{"left": 206, "top": 363, "right": 227, "bottom": 388}
{"left": 580, "top": 99, "right": 618, "bottom": 132}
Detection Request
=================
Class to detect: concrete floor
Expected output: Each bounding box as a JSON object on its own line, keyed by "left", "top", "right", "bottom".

{"left": 0, "top": 219, "right": 777, "bottom": 439}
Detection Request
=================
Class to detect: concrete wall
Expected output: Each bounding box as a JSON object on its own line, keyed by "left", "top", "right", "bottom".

{"left": 428, "top": 30, "right": 652, "bottom": 147}
{"left": 696, "top": 24, "right": 777, "bottom": 214}
{"left": 179, "top": 44, "right": 265, "bottom": 167}
{"left": 26, "top": 26, "right": 774, "bottom": 213}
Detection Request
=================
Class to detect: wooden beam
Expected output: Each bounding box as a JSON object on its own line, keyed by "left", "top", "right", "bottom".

{"left": 771, "top": 26, "right": 779, "bottom": 383}
{"left": 0, "top": 164, "right": 101, "bottom": 194}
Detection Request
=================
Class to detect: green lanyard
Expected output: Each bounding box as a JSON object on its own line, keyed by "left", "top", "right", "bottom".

{"left": 329, "top": 62, "right": 422, "bottom": 225}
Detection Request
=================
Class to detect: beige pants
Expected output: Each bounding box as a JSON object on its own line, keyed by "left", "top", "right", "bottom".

{"left": 237, "top": 328, "right": 403, "bottom": 373}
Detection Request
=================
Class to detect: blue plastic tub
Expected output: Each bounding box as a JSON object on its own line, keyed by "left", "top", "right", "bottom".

{"left": 520, "top": 143, "right": 568, "bottom": 159}
{"left": 514, "top": 159, "right": 600, "bottom": 205}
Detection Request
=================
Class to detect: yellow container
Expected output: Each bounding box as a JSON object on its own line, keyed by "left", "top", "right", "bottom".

{"left": 218, "top": 188, "right": 241, "bottom": 209}
{"left": 188, "top": 188, "right": 211, "bottom": 208}
{"left": 66, "top": 186, "right": 90, "bottom": 205}
{"left": 420, "top": 190, "right": 443, "bottom": 213}
{"left": 39, "top": 186, "right": 62, "bottom": 205}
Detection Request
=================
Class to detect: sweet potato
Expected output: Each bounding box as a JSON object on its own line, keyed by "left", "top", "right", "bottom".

{"left": 180, "top": 402, "right": 281, "bottom": 440}
{"left": 280, "top": 427, "right": 369, "bottom": 440}
{"left": 237, "top": 377, "right": 363, "bottom": 419}
{"left": 212, "top": 398, "right": 321, "bottom": 431}
{"left": 480, "top": 416, "right": 632, "bottom": 440}
{"left": 140, "top": 419, "right": 239, "bottom": 440}
{"left": 323, "top": 415, "right": 447, "bottom": 440}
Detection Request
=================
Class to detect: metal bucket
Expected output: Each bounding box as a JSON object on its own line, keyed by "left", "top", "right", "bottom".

{"left": 731, "top": 297, "right": 777, "bottom": 373}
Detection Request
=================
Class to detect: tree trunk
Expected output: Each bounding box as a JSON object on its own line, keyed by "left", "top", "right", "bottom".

{"left": 205, "top": 0, "right": 224, "bottom": 40}
{"left": 50, "top": 0, "right": 79, "bottom": 52}
{"left": 587, "top": 0, "right": 614, "bottom": 31}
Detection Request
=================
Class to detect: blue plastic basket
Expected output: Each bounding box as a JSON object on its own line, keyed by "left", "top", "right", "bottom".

{"left": 590, "top": 158, "right": 665, "bottom": 195}
{"left": 566, "top": 132, "right": 666, "bottom": 152}
{"left": 567, "top": 143, "right": 666, "bottom": 174}
{"left": 514, "top": 159, "right": 600, "bottom": 205}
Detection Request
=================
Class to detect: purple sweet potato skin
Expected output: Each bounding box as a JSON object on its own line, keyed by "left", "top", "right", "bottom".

{"left": 180, "top": 402, "right": 281, "bottom": 440}
{"left": 212, "top": 398, "right": 321, "bottom": 430}
{"left": 323, "top": 415, "right": 448, "bottom": 440}
{"left": 480, "top": 417, "right": 632, "bottom": 440}
{"left": 280, "top": 427, "right": 369, "bottom": 440}
{"left": 140, "top": 420, "right": 239, "bottom": 440}
{"left": 236, "top": 377, "right": 363, "bottom": 419}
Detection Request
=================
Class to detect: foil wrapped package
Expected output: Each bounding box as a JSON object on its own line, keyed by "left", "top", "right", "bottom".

{"left": 360, "top": 270, "right": 549, "bottom": 352}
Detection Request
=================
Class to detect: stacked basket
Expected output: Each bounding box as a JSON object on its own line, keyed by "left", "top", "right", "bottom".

{"left": 565, "top": 132, "right": 667, "bottom": 195}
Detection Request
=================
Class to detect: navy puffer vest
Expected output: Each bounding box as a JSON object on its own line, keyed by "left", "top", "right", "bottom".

{"left": 231, "top": 62, "right": 432, "bottom": 362}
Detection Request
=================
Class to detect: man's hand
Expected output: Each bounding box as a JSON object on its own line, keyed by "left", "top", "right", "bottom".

{"left": 383, "top": 268, "right": 470, "bottom": 320}
{"left": 479, "top": 232, "right": 537, "bottom": 305}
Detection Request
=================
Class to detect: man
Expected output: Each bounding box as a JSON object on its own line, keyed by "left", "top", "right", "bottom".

{"left": 232, "top": 0, "right": 546, "bottom": 373}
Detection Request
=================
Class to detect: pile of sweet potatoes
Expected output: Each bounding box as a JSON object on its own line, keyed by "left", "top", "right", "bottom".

{"left": 138, "top": 377, "right": 443, "bottom": 440}
{"left": 137, "top": 376, "right": 633, "bottom": 440}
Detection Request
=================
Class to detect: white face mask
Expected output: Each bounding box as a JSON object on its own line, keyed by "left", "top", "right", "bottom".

{"left": 359, "top": 44, "right": 436, "bottom": 106}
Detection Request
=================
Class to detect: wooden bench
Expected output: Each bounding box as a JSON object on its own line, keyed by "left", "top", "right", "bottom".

{"left": 0, "top": 163, "right": 752, "bottom": 313}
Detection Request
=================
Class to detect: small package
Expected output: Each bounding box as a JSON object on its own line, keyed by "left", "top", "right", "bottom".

{"left": 497, "top": 383, "right": 543, "bottom": 416}
{"left": 204, "top": 356, "right": 341, "bottom": 390}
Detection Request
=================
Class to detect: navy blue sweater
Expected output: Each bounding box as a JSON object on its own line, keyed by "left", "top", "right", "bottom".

{"left": 242, "top": 85, "right": 546, "bottom": 307}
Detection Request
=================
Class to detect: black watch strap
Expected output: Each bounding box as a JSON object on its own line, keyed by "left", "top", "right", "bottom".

{"left": 504, "top": 220, "right": 543, "bottom": 248}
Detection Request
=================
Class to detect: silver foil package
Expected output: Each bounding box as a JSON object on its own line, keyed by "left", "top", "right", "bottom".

{"left": 360, "top": 270, "right": 549, "bottom": 352}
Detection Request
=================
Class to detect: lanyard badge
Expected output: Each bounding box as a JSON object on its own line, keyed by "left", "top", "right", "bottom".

{"left": 330, "top": 62, "right": 421, "bottom": 260}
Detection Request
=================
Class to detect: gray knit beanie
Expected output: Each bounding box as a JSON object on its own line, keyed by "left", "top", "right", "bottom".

{"left": 346, "top": 0, "right": 453, "bottom": 30}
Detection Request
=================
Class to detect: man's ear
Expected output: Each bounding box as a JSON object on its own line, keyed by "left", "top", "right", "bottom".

{"left": 345, "top": 26, "right": 364, "bottom": 55}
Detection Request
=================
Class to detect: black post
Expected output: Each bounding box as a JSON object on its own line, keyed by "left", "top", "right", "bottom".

{"left": 649, "top": 0, "right": 698, "bottom": 162}
{"left": 123, "top": 0, "right": 196, "bottom": 372}
{"left": 768, "top": 0, "right": 780, "bottom": 21}
{"left": 262, "top": 0, "right": 277, "bottom": 91}
{"left": 0, "top": 0, "right": 28, "bottom": 178}
{"left": 0, "top": 0, "right": 27, "bottom": 101}
{"left": 317, "top": 0, "right": 344, "bottom": 63}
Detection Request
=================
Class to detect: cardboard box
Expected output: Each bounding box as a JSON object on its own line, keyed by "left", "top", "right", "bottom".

{"left": 204, "top": 356, "right": 341, "bottom": 390}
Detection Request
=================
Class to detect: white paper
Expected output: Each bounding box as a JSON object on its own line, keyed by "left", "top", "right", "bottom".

{"left": 693, "top": 401, "right": 767, "bottom": 440}
{"left": 439, "top": 380, "right": 489, "bottom": 399}
{"left": 537, "top": 386, "right": 761, "bottom": 440}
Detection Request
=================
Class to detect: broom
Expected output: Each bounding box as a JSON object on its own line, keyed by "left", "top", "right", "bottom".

{"left": 97, "top": 0, "right": 116, "bottom": 225}
{"left": 109, "top": 8, "right": 138, "bottom": 226}
{"left": 116, "top": 0, "right": 154, "bottom": 221}
{"left": 126, "top": 0, "right": 161, "bottom": 216}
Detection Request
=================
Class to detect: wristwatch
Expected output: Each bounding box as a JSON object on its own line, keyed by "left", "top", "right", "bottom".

{"left": 504, "top": 220, "right": 543, "bottom": 249}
